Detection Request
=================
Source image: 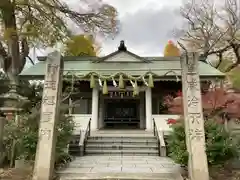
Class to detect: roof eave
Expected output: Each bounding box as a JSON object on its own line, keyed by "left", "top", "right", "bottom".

{"left": 19, "top": 74, "right": 225, "bottom": 81}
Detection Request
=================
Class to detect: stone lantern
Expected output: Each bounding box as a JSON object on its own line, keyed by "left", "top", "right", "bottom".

{"left": 0, "top": 87, "right": 28, "bottom": 120}
{"left": 0, "top": 86, "right": 29, "bottom": 167}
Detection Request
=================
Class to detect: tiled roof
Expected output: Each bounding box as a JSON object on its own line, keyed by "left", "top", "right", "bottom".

{"left": 20, "top": 51, "right": 225, "bottom": 80}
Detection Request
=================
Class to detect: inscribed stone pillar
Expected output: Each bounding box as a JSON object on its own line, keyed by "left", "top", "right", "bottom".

{"left": 180, "top": 52, "right": 209, "bottom": 180}
{"left": 32, "top": 51, "right": 63, "bottom": 180}
{"left": 91, "top": 87, "right": 99, "bottom": 130}
{"left": 145, "top": 87, "right": 152, "bottom": 130}
{"left": 0, "top": 117, "right": 5, "bottom": 167}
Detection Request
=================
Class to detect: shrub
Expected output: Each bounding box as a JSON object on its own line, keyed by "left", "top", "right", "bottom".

{"left": 167, "top": 119, "right": 239, "bottom": 167}
{"left": 3, "top": 104, "right": 75, "bottom": 166}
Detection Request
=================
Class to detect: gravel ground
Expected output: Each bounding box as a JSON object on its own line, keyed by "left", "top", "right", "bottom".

{"left": 183, "top": 168, "right": 240, "bottom": 180}
{"left": 0, "top": 168, "right": 33, "bottom": 180}
{"left": 0, "top": 168, "right": 59, "bottom": 180}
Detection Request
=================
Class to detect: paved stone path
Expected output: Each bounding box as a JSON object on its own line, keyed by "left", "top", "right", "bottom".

{"left": 58, "top": 155, "right": 183, "bottom": 180}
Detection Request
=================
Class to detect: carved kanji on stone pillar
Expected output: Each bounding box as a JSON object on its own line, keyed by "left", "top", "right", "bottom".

{"left": 32, "top": 51, "right": 63, "bottom": 180}
{"left": 180, "top": 52, "right": 209, "bottom": 180}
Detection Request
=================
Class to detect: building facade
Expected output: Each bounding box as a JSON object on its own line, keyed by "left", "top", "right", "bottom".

{"left": 20, "top": 41, "right": 225, "bottom": 133}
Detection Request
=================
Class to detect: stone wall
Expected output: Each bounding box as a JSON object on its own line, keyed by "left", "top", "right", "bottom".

{"left": 227, "top": 119, "right": 240, "bottom": 135}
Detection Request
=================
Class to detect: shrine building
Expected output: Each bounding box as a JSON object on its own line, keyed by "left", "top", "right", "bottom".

{"left": 20, "top": 41, "right": 225, "bottom": 133}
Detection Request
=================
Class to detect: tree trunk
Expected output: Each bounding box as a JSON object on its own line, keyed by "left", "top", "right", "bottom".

{"left": 1, "top": 1, "right": 22, "bottom": 86}
{"left": 2, "top": 1, "right": 20, "bottom": 73}
{"left": 0, "top": 117, "right": 5, "bottom": 168}
{"left": 225, "top": 44, "right": 240, "bottom": 72}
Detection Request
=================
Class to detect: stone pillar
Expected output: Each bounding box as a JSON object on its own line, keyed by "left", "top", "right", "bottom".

{"left": 91, "top": 87, "right": 99, "bottom": 130}
{"left": 32, "top": 51, "right": 63, "bottom": 180}
{"left": 140, "top": 92, "right": 145, "bottom": 129}
{"left": 0, "top": 117, "right": 5, "bottom": 167}
{"left": 180, "top": 52, "right": 209, "bottom": 180}
{"left": 145, "top": 87, "right": 152, "bottom": 131}
{"left": 98, "top": 97, "right": 104, "bottom": 129}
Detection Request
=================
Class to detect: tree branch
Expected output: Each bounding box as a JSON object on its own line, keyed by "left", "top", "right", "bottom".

{"left": 0, "top": 40, "right": 11, "bottom": 72}
{"left": 215, "top": 52, "right": 223, "bottom": 69}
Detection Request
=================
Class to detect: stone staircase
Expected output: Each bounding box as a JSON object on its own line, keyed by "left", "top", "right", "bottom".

{"left": 85, "top": 135, "right": 159, "bottom": 156}
{"left": 69, "top": 130, "right": 160, "bottom": 156}
{"left": 68, "top": 134, "right": 81, "bottom": 156}
{"left": 60, "top": 131, "right": 182, "bottom": 180}
{"left": 57, "top": 156, "right": 183, "bottom": 180}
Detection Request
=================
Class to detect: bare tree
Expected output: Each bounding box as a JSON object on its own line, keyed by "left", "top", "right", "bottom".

{"left": 223, "top": 0, "right": 240, "bottom": 71}
{"left": 177, "top": 0, "right": 240, "bottom": 71}
{"left": 0, "top": 0, "right": 118, "bottom": 86}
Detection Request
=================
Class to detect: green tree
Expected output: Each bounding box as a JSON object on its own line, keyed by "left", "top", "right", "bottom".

{"left": 3, "top": 82, "right": 75, "bottom": 167}
{"left": 216, "top": 55, "right": 240, "bottom": 90}
{"left": 64, "top": 34, "right": 101, "bottom": 56}
{"left": 167, "top": 119, "right": 239, "bottom": 166}
{"left": 0, "top": 0, "right": 118, "bottom": 85}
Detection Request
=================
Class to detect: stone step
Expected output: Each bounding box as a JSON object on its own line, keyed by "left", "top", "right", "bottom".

{"left": 69, "top": 145, "right": 80, "bottom": 153}
{"left": 85, "top": 144, "right": 158, "bottom": 150}
{"left": 87, "top": 138, "right": 157, "bottom": 144}
{"left": 69, "top": 134, "right": 159, "bottom": 157}
{"left": 86, "top": 141, "right": 158, "bottom": 146}
{"left": 85, "top": 149, "right": 159, "bottom": 156}
{"left": 58, "top": 172, "right": 181, "bottom": 180}
{"left": 88, "top": 136, "right": 156, "bottom": 140}
{"left": 57, "top": 156, "right": 182, "bottom": 180}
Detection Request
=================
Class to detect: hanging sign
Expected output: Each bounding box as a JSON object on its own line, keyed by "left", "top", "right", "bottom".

{"left": 108, "top": 91, "right": 133, "bottom": 98}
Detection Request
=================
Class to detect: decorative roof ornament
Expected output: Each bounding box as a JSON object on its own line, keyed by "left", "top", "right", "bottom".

{"left": 164, "top": 40, "right": 180, "bottom": 57}
{"left": 133, "top": 80, "right": 139, "bottom": 96}
{"left": 90, "top": 74, "right": 95, "bottom": 88}
{"left": 148, "top": 74, "right": 154, "bottom": 88}
{"left": 118, "top": 74, "right": 125, "bottom": 89}
{"left": 103, "top": 80, "right": 108, "bottom": 94}
{"left": 118, "top": 40, "right": 127, "bottom": 51}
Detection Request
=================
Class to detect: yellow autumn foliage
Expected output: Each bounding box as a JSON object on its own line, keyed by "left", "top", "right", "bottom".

{"left": 164, "top": 40, "right": 180, "bottom": 57}
{"left": 64, "top": 35, "right": 100, "bottom": 56}
{"left": 3, "top": 28, "right": 17, "bottom": 40}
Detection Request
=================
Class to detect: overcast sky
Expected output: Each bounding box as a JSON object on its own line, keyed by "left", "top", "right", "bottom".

{"left": 29, "top": 0, "right": 184, "bottom": 63}
{"left": 101, "top": 0, "right": 183, "bottom": 56}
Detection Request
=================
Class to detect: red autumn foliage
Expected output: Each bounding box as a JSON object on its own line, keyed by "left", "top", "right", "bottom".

{"left": 176, "top": 90, "right": 182, "bottom": 97}
{"left": 163, "top": 88, "right": 240, "bottom": 119}
{"left": 167, "top": 118, "right": 178, "bottom": 124}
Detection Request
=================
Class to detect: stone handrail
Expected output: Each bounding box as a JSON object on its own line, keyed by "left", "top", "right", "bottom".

{"left": 78, "top": 118, "right": 91, "bottom": 156}
{"left": 153, "top": 118, "right": 167, "bottom": 157}
{"left": 158, "top": 130, "right": 166, "bottom": 157}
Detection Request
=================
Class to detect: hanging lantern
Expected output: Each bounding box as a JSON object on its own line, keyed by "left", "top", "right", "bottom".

{"left": 148, "top": 74, "right": 154, "bottom": 88}
{"left": 119, "top": 74, "right": 125, "bottom": 89}
{"left": 90, "top": 74, "right": 95, "bottom": 88}
{"left": 133, "top": 80, "right": 139, "bottom": 96}
{"left": 103, "top": 79, "right": 108, "bottom": 94}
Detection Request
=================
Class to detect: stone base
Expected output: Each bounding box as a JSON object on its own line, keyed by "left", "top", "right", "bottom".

{"left": 180, "top": 166, "right": 188, "bottom": 178}
{"left": 15, "top": 159, "right": 33, "bottom": 169}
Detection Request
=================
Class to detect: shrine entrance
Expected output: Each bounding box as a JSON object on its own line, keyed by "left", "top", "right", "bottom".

{"left": 104, "top": 99, "right": 140, "bottom": 129}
